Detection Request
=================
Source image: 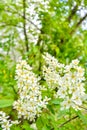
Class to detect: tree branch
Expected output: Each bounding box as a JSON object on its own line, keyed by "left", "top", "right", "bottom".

{"left": 79, "top": 105, "right": 87, "bottom": 111}
{"left": 23, "top": 0, "right": 29, "bottom": 52}
{"left": 70, "top": 13, "right": 87, "bottom": 35}
{"left": 67, "top": 5, "right": 78, "bottom": 22}
{"left": 58, "top": 115, "right": 78, "bottom": 128}
{"left": 4, "top": 7, "right": 41, "bottom": 31}
{"left": 60, "top": 13, "right": 87, "bottom": 44}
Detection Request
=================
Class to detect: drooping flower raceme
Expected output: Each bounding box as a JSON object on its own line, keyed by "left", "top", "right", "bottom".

{"left": 43, "top": 53, "right": 87, "bottom": 111}
{"left": 0, "top": 111, "right": 19, "bottom": 130}
{"left": 13, "top": 59, "right": 50, "bottom": 122}
{"left": 43, "top": 53, "right": 64, "bottom": 89}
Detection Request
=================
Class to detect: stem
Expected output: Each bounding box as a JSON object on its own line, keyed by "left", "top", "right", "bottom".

{"left": 58, "top": 115, "right": 78, "bottom": 128}
{"left": 23, "top": 0, "right": 29, "bottom": 53}
{"left": 69, "top": 108, "right": 71, "bottom": 120}
{"left": 36, "top": 29, "right": 44, "bottom": 73}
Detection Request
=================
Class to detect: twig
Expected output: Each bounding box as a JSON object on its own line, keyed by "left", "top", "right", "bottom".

{"left": 58, "top": 115, "right": 78, "bottom": 128}
{"left": 4, "top": 6, "right": 41, "bottom": 31}
{"left": 23, "top": 0, "right": 29, "bottom": 52}
{"left": 70, "top": 13, "right": 87, "bottom": 35}
{"left": 79, "top": 105, "right": 87, "bottom": 111}
{"left": 0, "top": 23, "right": 22, "bottom": 28}
{"left": 67, "top": 5, "right": 78, "bottom": 22}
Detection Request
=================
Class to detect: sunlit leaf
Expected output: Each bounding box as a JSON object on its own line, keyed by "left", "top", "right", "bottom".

{"left": 0, "top": 99, "right": 14, "bottom": 108}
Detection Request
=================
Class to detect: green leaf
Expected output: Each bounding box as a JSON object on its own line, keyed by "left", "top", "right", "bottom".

{"left": 22, "top": 125, "right": 33, "bottom": 130}
{"left": 58, "top": 109, "right": 69, "bottom": 118}
{"left": 51, "top": 99, "right": 60, "bottom": 105}
{"left": 36, "top": 116, "right": 44, "bottom": 129}
{"left": 22, "top": 122, "right": 33, "bottom": 130}
{"left": 77, "top": 111, "right": 87, "bottom": 125}
{"left": 42, "top": 125, "right": 50, "bottom": 130}
{"left": 11, "top": 126, "right": 21, "bottom": 130}
{"left": 0, "top": 99, "right": 14, "bottom": 108}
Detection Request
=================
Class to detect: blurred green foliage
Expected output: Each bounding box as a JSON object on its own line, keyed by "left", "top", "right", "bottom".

{"left": 0, "top": 0, "right": 87, "bottom": 129}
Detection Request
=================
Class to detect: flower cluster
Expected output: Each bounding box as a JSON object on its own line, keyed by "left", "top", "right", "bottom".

{"left": 43, "top": 53, "right": 87, "bottom": 111}
{"left": 25, "top": 0, "right": 50, "bottom": 45}
{"left": 13, "top": 59, "right": 50, "bottom": 121}
{"left": 43, "top": 53, "right": 64, "bottom": 89}
{"left": 0, "top": 111, "right": 18, "bottom": 130}
{"left": 0, "top": 0, "right": 50, "bottom": 61}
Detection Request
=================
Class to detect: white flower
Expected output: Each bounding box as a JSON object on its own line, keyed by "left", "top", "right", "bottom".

{"left": 30, "top": 123, "right": 37, "bottom": 130}
{"left": 69, "top": 86, "right": 77, "bottom": 94}
{"left": 77, "top": 67, "right": 85, "bottom": 77}
{"left": 64, "top": 64, "right": 72, "bottom": 72}
{"left": 43, "top": 53, "right": 86, "bottom": 111}
{"left": 0, "top": 111, "right": 19, "bottom": 130}
{"left": 61, "top": 97, "right": 73, "bottom": 110}
{"left": 1, "top": 121, "right": 12, "bottom": 130}
{"left": 43, "top": 53, "right": 63, "bottom": 89}
{"left": 57, "top": 87, "right": 67, "bottom": 98}
{"left": 71, "top": 59, "right": 79, "bottom": 66}
{"left": 72, "top": 93, "right": 82, "bottom": 106}
{"left": 13, "top": 59, "right": 50, "bottom": 121}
